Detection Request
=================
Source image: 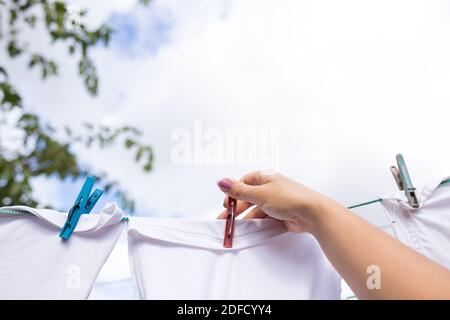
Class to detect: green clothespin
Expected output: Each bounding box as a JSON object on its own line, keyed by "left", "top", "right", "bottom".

{"left": 390, "top": 154, "right": 419, "bottom": 208}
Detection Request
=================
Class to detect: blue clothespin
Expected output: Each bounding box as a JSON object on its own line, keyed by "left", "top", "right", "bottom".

{"left": 59, "top": 176, "right": 104, "bottom": 240}
{"left": 390, "top": 154, "right": 419, "bottom": 208}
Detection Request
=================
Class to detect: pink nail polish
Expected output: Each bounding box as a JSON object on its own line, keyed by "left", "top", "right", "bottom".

{"left": 218, "top": 179, "right": 233, "bottom": 191}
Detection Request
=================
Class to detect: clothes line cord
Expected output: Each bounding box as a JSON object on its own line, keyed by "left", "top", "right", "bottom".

{"left": 347, "top": 178, "right": 450, "bottom": 210}
{"left": 347, "top": 198, "right": 383, "bottom": 209}
{"left": 1, "top": 179, "right": 449, "bottom": 217}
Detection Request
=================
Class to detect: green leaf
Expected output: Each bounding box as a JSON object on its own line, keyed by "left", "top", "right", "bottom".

{"left": 28, "top": 54, "right": 58, "bottom": 79}
{"left": 0, "top": 66, "right": 7, "bottom": 78}
{"left": 24, "top": 15, "right": 37, "bottom": 28}
{"left": 78, "top": 57, "right": 98, "bottom": 95}
{"left": 7, "top": 41, "right": 23, "bottom": 57}
{"left": 0, "top": 82, "right": 22, "bottom": 108}
{"left": 125, "top": 139, "right": 135, "bottom": 149}
{"left": 143, "top": 163, "right": 152, "bottom": 172}
{"left": 0, "top": 0, "right": 153, "bottom": 212}
{"left": 9, "top": 9, "right": 18, "bottom": 25}
{"left": 135, "top": 147, "right": 144, "bottom": 162}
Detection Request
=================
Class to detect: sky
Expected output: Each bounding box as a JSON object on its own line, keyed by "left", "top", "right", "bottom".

{"left": 2, "top": 0, "right": 450, "bottom": 299}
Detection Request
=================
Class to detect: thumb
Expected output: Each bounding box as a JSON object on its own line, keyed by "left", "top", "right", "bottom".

{"left": 217, "top": 178, "right": 262, "bottom": 205}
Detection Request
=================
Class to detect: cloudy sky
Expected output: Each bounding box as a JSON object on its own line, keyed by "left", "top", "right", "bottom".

{"left": 3, "top": 0, "right": 450, "bottom": 298}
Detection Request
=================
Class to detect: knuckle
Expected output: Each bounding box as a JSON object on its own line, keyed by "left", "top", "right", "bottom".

{"left": 233, "top": 187, "right": 242, "bottom": 198}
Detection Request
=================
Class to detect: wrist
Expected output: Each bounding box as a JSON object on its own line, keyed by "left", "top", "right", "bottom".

{"left": 298, "top": 194, "right": 343, "bottom": 236}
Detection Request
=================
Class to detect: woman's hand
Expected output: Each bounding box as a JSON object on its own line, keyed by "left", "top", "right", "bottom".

{"left": 216, "top": 170, "right": 335, "bottom": 233}
{"left": 217, "top": 170, "right": 450, "bottom": 299}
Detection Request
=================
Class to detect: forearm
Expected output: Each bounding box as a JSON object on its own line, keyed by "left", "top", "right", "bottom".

{"left": 216, "top": 172, "right": 450, "bottom": 299}
{"left": 306, "top": 197, "right": 450, "bottom": 299}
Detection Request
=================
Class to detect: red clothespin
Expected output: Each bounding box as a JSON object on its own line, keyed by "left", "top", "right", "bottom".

{"left": 223, "top": 197, "right": 237, "bottom": 248}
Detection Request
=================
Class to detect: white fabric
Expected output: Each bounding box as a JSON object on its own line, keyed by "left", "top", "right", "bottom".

{"left": 380, "top": 177, "right": 450, "bottom": 269}
{"left": 127, "top": 217, "right": 341, "bottom": 300}
{"left": 0, "top": 203, "right": 125, "bottom": 299}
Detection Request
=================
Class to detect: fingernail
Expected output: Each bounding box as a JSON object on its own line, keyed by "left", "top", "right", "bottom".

{"left": 217, "top": 179, "right": 233, "bottom": 191}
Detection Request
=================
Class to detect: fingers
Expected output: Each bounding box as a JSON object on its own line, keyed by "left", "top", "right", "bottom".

{"left": 222, "top": 172, "right": 265, "bottom": 207}
{"left": 283, "top": 220, "right": 305, "bottom": 233}
{"left": 223, "top": 198, "right": 253, "bottom": 212}
{"left": 217, "top": 200, "right": 253, "bottom": 219}
{"left": 223, "top": 196, "right": 228, "bottom": 208}
{"left": 217, "top": 178, "right": 264, "bottom": 205}
{"left": 241, "top": 170, "right": 274, "bottom": 186}
{"left": 243, "top": 207, "right": 267, "bottom": 219}
{"left": 217, "top": 170, "right": 276, "bottom": 219}
{"left": 217, "top": 205, "right": 267, "bottom": 220}
{"left": 216, "top": 209, "right": 227, "bottom": 219}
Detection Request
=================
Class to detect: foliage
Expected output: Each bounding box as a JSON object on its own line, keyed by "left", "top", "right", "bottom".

{"left": 0, "top": 0, "right": 152, "bottom": 211}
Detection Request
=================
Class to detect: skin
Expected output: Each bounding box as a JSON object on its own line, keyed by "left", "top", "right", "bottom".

{"left": 217, "top": 170, "right": 450, "bottom": 300}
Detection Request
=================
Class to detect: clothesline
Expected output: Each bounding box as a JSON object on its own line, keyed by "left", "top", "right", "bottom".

{"left": 2, "top": 177, "right": 449, "bottom": 217}
{"left": 1, "top": 177, "right": 449, "bottom": 299}
{"left": 347, "top": 178, "right": 450, "bottom": 209}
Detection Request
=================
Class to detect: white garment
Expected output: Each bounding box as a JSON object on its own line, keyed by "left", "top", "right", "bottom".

{"left": 127, "top": 217, "right": 341, "bottom": 299}
{"left": 0, "top": 203, "right": 125, "bottom": 299}
{"left": 380, "top": 177, "right": 450, "bottom": 269}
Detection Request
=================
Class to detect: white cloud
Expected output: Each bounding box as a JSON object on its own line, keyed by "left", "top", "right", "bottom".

{"left": 4, "top": 0, "right": 450, "bottom": 224}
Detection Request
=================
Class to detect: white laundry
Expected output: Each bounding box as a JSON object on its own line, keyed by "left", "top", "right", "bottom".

{"left": 0, "top": 202, "right": 125, "bottom": 299}
{"left": 380, "top": 177, "right": 450, "bottom": 269}
{"left": 127, "top": 217, "right": 341, "bottom": 300}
